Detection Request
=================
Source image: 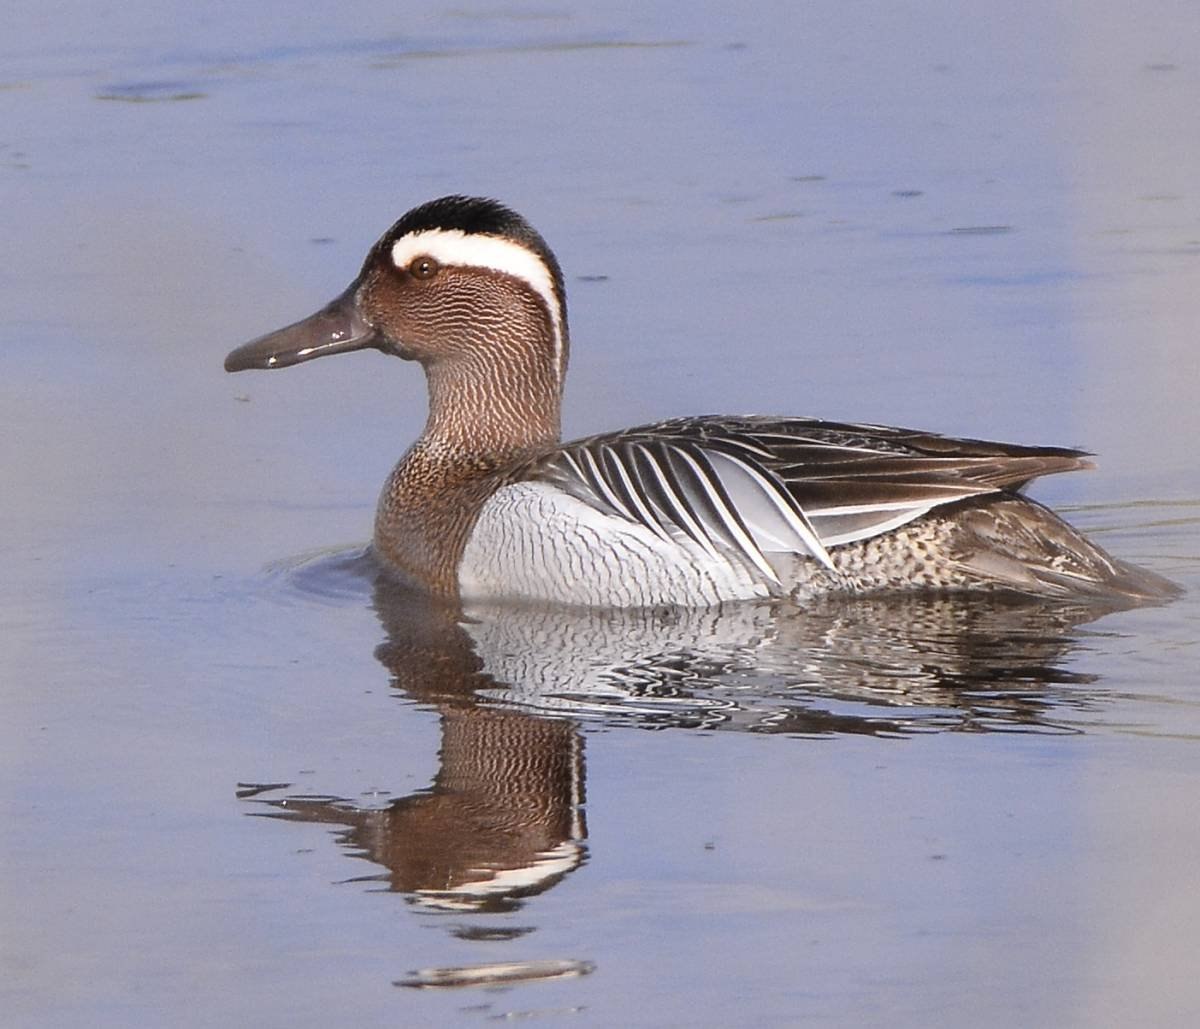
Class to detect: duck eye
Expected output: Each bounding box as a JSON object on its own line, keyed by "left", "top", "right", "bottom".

{"left": 408, "top": 256, "right": 440, "bottom": 280}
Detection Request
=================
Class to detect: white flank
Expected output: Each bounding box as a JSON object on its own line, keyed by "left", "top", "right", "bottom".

{"left": 391, "top": 228, "right": 565, "bottom": 380}
{"left": 459, "top": 482, "right": 772, "bottom": 607}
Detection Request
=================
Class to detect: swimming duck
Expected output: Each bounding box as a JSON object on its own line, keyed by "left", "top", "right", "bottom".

{"left": 225, "top": 195, "right": 1176, "bottom": 607}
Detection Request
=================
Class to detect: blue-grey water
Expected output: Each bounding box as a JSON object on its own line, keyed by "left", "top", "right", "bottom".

{"left": 3, "top": 2, "right": 1199, "bottom": 1026}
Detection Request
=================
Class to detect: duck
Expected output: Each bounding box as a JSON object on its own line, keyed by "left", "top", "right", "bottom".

{"left": 225, "top": 195, "right": 1177, "bottom": 607}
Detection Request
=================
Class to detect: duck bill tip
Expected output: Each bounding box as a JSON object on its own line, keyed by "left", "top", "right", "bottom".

{"left": 224, "top": 285, "right": 379, "bottom": 373}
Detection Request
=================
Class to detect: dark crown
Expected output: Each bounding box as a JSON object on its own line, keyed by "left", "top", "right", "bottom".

{"left": 382, "top": 196, "right": 567, "bottom": 320}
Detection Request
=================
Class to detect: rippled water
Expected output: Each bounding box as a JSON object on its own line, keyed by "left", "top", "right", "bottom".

{"left": 283, "top": 548, "right": 1178, "bottom": 737}
{"left": 4, "top": 2, "right": 1200, "bottom": 1026}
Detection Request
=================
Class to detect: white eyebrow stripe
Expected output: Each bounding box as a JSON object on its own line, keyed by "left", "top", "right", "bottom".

{"left": 390, "top": 228, "right": 564, "bottom": 380}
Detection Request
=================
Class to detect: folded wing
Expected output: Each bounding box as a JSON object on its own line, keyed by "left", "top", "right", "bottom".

{"left": 531, "top": 415, "right": 1091, "bottom": 582}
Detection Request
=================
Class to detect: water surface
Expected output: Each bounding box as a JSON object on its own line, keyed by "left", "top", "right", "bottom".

{"left": 3, "top": 2, "right": 1199, "bottom": 1026}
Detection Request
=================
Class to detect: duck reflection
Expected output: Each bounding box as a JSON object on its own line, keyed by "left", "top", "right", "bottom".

{"left": 246, "top": 577, "right": 587, "bottom": 913}
{"left": 244, "top": 556, "right": 1147, "bottom": 914}
{"left": 452, "top": 589, "right": 1117, "bottom": 735}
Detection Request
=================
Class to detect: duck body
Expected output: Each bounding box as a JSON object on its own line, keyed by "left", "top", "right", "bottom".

{"left": 225, "top": 196, "right": 1177, "bottom": 607}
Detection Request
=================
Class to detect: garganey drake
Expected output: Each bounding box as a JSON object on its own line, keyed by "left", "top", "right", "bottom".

{"left": 225, "top": 195, "right": 1177, "bottom": 607}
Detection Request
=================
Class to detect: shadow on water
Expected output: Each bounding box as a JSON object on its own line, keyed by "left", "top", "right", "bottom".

{"left": 240, "top": 549, "right": 1166, "bottom": 987}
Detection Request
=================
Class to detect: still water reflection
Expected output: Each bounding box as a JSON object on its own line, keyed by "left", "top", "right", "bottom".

{"left": 240, "top": 550, "right": 1157, "bottom": 967}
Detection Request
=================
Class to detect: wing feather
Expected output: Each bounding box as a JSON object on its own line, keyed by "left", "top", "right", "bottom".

{"left": 626, "top": 443, "right": 726, "bottom": 563}
{"left": 596, "top": 443, "right": 679, "bottom": 547}
{"left": 528, "top": 414, "right": 1093, "bottom": 571}
{"left": 661, "top": 444, "right": 783, "bottom": 581}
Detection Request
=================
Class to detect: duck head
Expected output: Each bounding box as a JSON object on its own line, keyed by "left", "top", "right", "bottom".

{"left": 224, "top": 195, "right": 569, "bottom": 386}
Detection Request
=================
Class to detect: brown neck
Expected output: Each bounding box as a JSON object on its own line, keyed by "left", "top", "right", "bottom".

{"left": 423, "top": 343, "right": 562, "bottom": 457}
{"left": 372, "top": 324, "right": 564, "bottom": 597}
